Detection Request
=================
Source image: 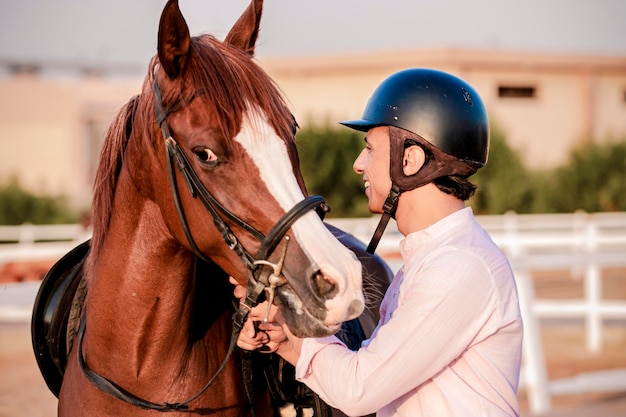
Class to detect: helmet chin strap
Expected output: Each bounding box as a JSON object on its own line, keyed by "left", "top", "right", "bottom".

{"left": 366, "top": 126, "right": 478, "bottom": 254}
{"left": 366, "top": 184, "right": 400, "bottom": 254}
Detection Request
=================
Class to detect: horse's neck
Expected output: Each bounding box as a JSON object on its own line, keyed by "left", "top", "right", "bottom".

{"left": 78, "top": 186, "right": 240, "bottom": 406}
{"left": 86, "top": 193, "right": 201, "bottom": 376}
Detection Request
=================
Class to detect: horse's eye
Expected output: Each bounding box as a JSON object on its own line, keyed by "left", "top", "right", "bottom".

{"left": 194, "top": 147, "right": 219, "bottom": 164}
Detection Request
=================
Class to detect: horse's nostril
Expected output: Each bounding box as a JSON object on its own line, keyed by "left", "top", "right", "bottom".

{"left": 312, "top": 270, "right": 338, "bottom": 300}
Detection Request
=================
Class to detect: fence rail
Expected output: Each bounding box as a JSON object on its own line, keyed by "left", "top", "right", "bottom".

{"left": 0, "top": 223, "right": 88, "bottom": 243}
{"left": 1, "top": 211, "right": 626, "bottom": 415}
{"left": 0, "top": 224, "right": 90, "bottom": 264}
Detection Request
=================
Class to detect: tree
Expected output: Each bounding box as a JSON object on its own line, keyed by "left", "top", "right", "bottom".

{"left": 469, "top": 128, "right": 534, "bottom": 214}
{"left": 297, "top": 124, "right": 626, "bottom": 216}
{"left": 297, "top": 125, "right": 371, "bottom": 217}
{"left": 0, "top": 177, "right": 79, "bottom": 225}
{"left": 549, "top": 139, "right": 626, "bottom": 212}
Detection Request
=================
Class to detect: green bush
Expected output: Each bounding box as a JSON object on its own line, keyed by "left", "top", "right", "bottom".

{"left": 0, "top": 177, "right": 79, "bottom": 225}
{"left": 297, "top": 125, "right": 371, "bottom": 217}
{"left": 296, "top": 124, "right": 626, "bottom": 216}
{"left": 296, "top": 124, "right": 536, "bottom": 216}
{"left": 2, "top": 130, "right": 624, "bottom": 222}
{"left": 469, "top": 128, "right": 535, "bottom": 214}
{"left": 548, "top": 139, "right": 626, "bottom": 212}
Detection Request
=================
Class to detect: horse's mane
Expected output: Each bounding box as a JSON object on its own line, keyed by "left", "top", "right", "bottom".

{"left": 86, "top": 34, "right": 296, "bottom": 275}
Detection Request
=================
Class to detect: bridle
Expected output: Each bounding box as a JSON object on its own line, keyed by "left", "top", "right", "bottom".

{"left": 76, "top": 80, "right": 329, "bottom": 411}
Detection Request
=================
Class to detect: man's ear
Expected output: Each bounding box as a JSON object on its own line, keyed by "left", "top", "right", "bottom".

{"left": 403, "top": 144, "right": 426, "bottom": 176}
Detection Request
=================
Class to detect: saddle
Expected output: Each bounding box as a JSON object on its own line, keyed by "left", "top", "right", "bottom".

{"left": 31, "top": 239, "right": 89, "bottom": 397}
{"left": 31, "top": 224, "right": 393, "bottom": 416}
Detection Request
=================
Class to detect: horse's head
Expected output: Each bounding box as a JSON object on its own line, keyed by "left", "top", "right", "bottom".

{"left": 138, "top": 0, "right": 364, "bottom": 337}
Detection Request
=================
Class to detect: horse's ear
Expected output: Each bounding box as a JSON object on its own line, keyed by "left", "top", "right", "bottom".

{"left": 224, "top": 0, "right": 263, "bottom": 56}
{"left": 158, "top": 0, "right": 191, "bottom": 79}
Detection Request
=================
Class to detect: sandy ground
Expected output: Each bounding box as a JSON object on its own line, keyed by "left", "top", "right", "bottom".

{"left": 0, "top": 269, "right": 625, "bottom": 417}
{"left": 0, "top": 324, "right": 58, "bottom": 417}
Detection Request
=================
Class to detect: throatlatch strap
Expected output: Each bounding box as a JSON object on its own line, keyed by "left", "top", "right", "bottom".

{"left": 76, "top": 310, "right": 241, "bottom": 411}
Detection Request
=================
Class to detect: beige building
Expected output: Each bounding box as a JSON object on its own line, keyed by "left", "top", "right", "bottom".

{"left": 1, "top": 47, "right": 625, "bottom": 211}
{"left": 261, "top": 48, "right": 626, "bottom": 167}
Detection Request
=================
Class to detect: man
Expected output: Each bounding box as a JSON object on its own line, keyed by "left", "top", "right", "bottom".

{"left": 236, "top": 68, "right": 523, "bottom": 416}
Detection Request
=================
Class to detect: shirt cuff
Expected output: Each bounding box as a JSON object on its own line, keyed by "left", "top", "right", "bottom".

{"left": 295, "top": 335, "right": 342, "bottom": 380}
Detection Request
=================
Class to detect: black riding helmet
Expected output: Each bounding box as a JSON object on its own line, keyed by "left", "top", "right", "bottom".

{"left": 340, "top": 67, "right": 489, "bottom": 170}
{"left": 340, "top": 68, "right": 490, "bottom": 252}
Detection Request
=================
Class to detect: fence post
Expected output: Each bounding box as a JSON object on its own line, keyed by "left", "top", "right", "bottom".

{"left": 18, "top": 223, "right": 36, "bottom": 247}
{"left": 503, "top": 213, "right": 552, "bottom": 414}
{"left": 516, "top": 266, "right": 552, "bottom": 414}
{"left": 585, "top": 219, "right": 602, "bottom": 352}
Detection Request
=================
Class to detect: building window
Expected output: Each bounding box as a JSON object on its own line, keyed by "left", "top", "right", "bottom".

{"left": 498, "top": 86, "right": 536, "bottom": 99}
{"left": 7, "top": 62, "right": 41, "bottom": 76}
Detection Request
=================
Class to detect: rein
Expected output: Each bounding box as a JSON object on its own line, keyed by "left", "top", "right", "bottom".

{"left": 76, "top": 81, "right": 328, "bottom": 412}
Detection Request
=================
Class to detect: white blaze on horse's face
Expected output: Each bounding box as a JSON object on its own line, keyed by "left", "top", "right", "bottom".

{"left": 235, "top": 109, "right": 364, "bottom": 328}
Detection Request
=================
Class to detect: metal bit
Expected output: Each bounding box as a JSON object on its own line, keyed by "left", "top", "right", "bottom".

{"left": 253, "top": 236, "right": 290, "bottom": 322}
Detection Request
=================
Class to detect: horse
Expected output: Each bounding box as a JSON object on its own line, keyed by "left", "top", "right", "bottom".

{"left": 39, "top": 1, "right": 384, "bottom": 415}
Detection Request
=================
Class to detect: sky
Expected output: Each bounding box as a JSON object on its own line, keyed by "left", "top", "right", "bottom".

{"left": 0, "top": 0, "right": 625, "bottom": 73}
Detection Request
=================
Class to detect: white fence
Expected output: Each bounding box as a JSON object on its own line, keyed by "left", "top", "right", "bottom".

{"left": 0, "top": 223, "right": 90, "bottom": 264}
{"left": 478, "top": 211, "right": 626, "bottom": 414}
{"left": 1, "top": 212, "right": 626, "bottom": 415}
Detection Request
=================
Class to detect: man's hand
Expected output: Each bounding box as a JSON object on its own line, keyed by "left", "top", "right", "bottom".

{"left": 230, "top": 277, "right": 302, "bottom": 365}
{"left": 230, "top": 277, "right": 287, "bottom": 351}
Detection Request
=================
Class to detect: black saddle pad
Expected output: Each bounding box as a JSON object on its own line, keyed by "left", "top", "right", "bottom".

{"left": 31, "top": 239, "right": 90, "bottom": 397}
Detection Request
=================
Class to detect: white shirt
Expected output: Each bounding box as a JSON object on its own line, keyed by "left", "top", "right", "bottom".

{"left": 295, "top": 208, "right": 523, "bottom": 416}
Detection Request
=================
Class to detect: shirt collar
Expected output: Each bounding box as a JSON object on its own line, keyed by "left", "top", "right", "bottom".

{"left": 399, "top": 207, "right": 473, "bottom": 258}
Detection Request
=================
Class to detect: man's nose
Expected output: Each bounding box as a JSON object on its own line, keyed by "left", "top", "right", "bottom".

{"left": 353, "top": 149, "right": 366, "bottom": 174}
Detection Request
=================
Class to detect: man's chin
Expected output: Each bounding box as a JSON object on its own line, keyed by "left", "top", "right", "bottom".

{"left": 366, "top": 196, "right": 383, "bottom": 214}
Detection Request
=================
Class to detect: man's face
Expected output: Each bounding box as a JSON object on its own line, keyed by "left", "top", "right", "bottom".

{"left": 352, "top": 126, "right": 392, "bottom": 214}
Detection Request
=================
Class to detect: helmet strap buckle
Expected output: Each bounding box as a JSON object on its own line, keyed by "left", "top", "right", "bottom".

{"left": 382, "top": 184, "right": 400, "bottom": 216}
